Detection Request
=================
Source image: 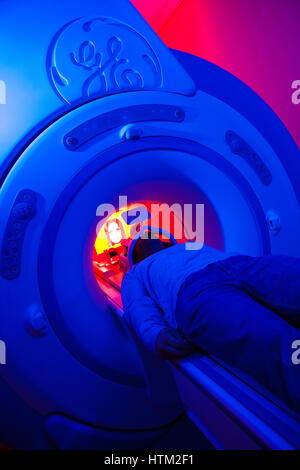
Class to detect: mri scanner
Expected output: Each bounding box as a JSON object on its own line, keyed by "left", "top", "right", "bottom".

{"left": 1, "top": 0, "right": 300, "bottom": 450}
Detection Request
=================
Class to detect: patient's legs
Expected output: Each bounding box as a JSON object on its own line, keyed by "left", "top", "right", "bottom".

{"left": 175, "top": 263, "right": 300, "bottom": 413}
{"left": 218, "top": 254, "right": 300, "bottom": 329}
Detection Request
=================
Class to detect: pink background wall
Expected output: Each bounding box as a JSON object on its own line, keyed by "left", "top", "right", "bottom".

{"left": 132, "top": 0, "right": 300, "bottom": 150}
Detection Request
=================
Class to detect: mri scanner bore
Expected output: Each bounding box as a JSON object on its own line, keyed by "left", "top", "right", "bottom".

{"left": 93, "top": 200, "right": 188, "bottom": 305}
{"left": 1, "top": 0, "right": 300, "bottom": 450}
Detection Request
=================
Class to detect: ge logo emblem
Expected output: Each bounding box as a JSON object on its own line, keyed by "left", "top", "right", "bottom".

{"left": 48, "top": 17, "right": 163, "bottom": 105}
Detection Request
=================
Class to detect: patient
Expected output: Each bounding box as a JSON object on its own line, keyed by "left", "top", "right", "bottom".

{"left": 121, "top": 237, "right": 300, "bottom": 413}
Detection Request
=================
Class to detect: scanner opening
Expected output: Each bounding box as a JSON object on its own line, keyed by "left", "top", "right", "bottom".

{"left": 92, "top": 200, "right": 188, "bottom": 307}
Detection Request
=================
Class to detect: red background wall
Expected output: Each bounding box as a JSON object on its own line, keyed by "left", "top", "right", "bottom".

{"left": 132, "top": 0, "right": 300, "bottom": 150}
